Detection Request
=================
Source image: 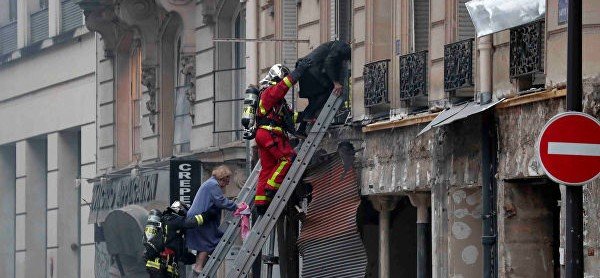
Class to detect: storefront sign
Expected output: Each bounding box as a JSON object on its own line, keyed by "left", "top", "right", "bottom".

{"left": 90, "top": 173, "right": 158, "bottom": 211}
{"left": 170, "top": 160, "right": 202, "bottom": 206}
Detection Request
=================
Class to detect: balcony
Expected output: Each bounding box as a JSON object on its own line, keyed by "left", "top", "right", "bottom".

{"left": 399, "top": 50, "right": 428, "bottom": 100}
{"left": 0, "top": 21, "right": 17, "bottom": 55}
{"left": 363, "top": 59, "right": 390, "bottom": 107}
{"left": 444, "top": 38, "right": 474, "bottom": 92}
{"left": 510, "top": 20, "right": 544, "bottom": 79}
{"left": 31, "top": 8, "right": 49, "bottom": 44}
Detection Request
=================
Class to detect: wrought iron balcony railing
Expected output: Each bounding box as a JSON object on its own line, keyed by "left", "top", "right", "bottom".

{"left": 363, "top": 59, "right": 390, "bottom": 107}
{"left": 444, "top": 38, "right": 474, "bottom": 92}
{"left": 510, "top": 20, "right": 544, "bottom": 78}
{"left": 399, "top": 50, "right": 428, "bottom": 100}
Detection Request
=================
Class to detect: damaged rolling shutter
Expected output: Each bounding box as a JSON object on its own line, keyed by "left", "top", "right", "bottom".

{"left": 298, "top": 155, "right": 368, "bottom": 278}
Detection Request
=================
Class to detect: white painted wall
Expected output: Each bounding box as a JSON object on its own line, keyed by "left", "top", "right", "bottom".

{"left": 0, "top": 33, "right": 95, "bottom": 102}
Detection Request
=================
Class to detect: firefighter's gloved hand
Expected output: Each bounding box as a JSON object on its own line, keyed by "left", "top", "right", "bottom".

{"left": 290, "top": 58, "right": 312, "bottom": 81}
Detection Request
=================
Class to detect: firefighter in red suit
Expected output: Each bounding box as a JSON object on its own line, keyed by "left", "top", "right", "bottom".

{"left": 254, "top": 59, "right": 312, "bottom": 215}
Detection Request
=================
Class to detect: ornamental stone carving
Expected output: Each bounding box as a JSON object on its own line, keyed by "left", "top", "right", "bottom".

{"left": 142, "top": 66, "right": 158, "bottom": 132}
{"left": 180, "top": 55, "right": 196, "bottom": 122}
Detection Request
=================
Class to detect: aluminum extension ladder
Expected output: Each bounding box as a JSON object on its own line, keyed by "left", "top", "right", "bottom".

{"left": 200, "top": 93, "right": 343, "bottom": 278}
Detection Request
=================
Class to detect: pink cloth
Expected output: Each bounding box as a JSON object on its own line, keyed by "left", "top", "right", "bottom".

{"left": 234, "top": 202, "right": 251, "bottom": 241}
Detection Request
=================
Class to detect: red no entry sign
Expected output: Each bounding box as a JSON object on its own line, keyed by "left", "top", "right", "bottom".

{"left": 536, "top": 112, "right": 600, "bottom": 185}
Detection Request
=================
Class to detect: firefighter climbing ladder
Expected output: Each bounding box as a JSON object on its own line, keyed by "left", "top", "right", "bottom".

{"left": 199, "top": 93, "right": 343, "bottom": 277}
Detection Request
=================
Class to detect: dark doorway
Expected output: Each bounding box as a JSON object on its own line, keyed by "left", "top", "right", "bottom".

{"left": 358, "top": 196, "right": 417, "bottom": 277}
{"left": 504, "top": 178, "right": 561, "bottom": 277}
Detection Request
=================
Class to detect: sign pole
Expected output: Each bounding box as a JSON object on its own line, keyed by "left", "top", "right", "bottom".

{"left": 565, "top": 0, "right": 583, "bottom": 276}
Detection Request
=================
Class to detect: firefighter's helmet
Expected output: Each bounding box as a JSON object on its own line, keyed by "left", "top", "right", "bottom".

{"left": 259, "top": 64, "right": 290, "bottom": 87}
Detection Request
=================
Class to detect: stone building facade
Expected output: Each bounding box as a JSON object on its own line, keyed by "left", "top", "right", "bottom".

{"left": 78, "top": 0, "right": 600, "bottom": 277}
{"left": 0, "top": 0, "right": 96, "bottom": 277}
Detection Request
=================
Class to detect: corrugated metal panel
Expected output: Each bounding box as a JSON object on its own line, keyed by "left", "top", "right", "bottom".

{"left": 31, "top": 8, "right": 49, "bottom": 43}
{"left": 414, "top": 0, "right": 429, "bottom": 52}
{"left": 61, "top": 0, "right": 83, "bottom": 32}
{"left": 458, "top": 0, "right": 475, "bottom": 41}
{"left": 297, "top": 155, "right": 367, "bottom": 278}
{"left": 0, "top": 21, "right": 17, "bottom": 55}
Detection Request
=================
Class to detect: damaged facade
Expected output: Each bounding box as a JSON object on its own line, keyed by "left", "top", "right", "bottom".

{"left": 73, "top": 0, "right": 600, "bottom": 277}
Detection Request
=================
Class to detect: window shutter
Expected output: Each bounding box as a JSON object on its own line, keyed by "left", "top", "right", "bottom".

{"left": 0, "top": 22, "right": 17, "bottom": 55}
{"left": 282, "top": 0, "right": 298, "bottom": 104}
{"left": 61, "top": 0, "right": 83, "bottom": 32}
{"left": 458, "top": 0, "right": 475, "bottom": 41}
{"left": 414, "top": 0, "right": 429, "bottom": 52}
{"left": 31, "top": 8, "right": 49, "bottom": 43}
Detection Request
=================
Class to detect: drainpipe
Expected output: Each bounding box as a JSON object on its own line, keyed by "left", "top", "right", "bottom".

{"left": 409, "top": 193, "right": 432, "bottom": 278}
{"left": 478, "top": 34, "right": 497, "bottom": 278}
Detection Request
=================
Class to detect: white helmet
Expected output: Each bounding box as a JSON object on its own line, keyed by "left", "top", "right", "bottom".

{"left": 169, "top": 200, "right": 189, "bottom": 215}
{"left": 259, "top": 64, "right": 290, "bottom": 87}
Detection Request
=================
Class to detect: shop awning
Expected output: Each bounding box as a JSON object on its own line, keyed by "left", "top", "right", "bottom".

{"left": 417, "top": 99, "right": 504, "bottom": 136}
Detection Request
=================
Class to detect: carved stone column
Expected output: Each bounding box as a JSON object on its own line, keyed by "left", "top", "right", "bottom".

{"left": 409, "top": 193, "right": 432, "bottom": 278}
{"left": 371, "top": 195, "right": 398, "bottom": 278}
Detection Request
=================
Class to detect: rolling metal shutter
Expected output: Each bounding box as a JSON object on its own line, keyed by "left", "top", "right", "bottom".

{"left": 298, "top": 154, "right": 368, "bottom": 278}
{"left": 31, "top": 8, "right": 49, "bottom": 43}
{"left": 458, "top": 0, "right": 476, "bottom": 41}
{"left": 61, "top": 0, "right": 83, "bottom": 32}
{"left": 414, "top": 0, "right": 429, "bottom": 52}
{"left": 0, "top": 21, "right": 17, "bottom": 55}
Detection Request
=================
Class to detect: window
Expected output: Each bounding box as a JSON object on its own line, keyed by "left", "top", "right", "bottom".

{"left": 214, "top": 4, "right": 246, "bottom": 144}
{"left": 412, "top": 0, "right": 429, "bottom": 52}
{"left": 9, "top": 0, "right": 17, "bottom": 22}
{"left": 174, "top": 39, "right": 192, "bottom": 154}
{"left": 331, "top": 0, "right": 352, "bottom": 124}
{"left": 61, "top": 0, "right": 83, "bottom": 32}
{"left": 233, "top": 10, "right": 246, "bottom": 141}
{"left": 39, "top": 0, "right": 49, "bottom": 9}
{"left": 457, "top": 0, "right": 476, "bottom": 41}
{"left": 131, "top": 46, "right": 142, "bottom": 160}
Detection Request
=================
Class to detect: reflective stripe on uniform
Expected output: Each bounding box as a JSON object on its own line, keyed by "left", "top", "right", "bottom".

{"left": 255, "top": 195, "right": 271, "bottom": 201}
{"left": 283, "top": 76, "right": 293, "bottom": 88}
{"left": 195, "top": 214, "right": 204, "bottom": 225}
{"left": 259, "top": 100, "right": 267, "bottom": 115}
{"left": 146, "top": 258, "right": 161, "bottom": 269}
{"left": 267, "top": 160, "right": 288, "bottom": 189}
{"left": 167, "top": 264, "right": 178, "bottom": 275}
{"left": 293, "top": 112, "right": 299, "bottom": 123}
{"left": 259, "top": 125, "right": 283, "bottom": 133}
